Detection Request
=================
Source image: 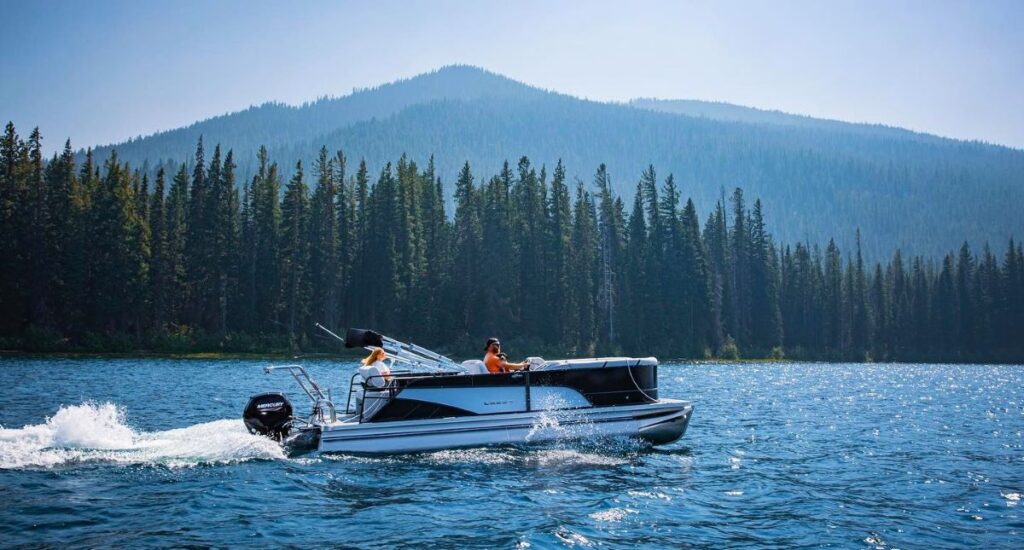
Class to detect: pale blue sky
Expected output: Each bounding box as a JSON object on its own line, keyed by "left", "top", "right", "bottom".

{"left": 2, "top": 0, "right": 1022, "bottom": 153}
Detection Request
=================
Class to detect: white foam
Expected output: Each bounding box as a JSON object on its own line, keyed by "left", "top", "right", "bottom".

{"left": 525, "top": 394, "right": 582, "bottom": 442}
{"left": 531, "top": 449, "right": 627, "bottom": 467}
{"left": 589, "top": 507, "right": 637, "bottom": 522}
{"left": 555, "top": 528, "right": 593, "bottom": 547}
{"left": 423, "top": 448, "right": 516, "bottom": 465}
{"left": 0, "top": 402, "right": 285, "bottom": 469}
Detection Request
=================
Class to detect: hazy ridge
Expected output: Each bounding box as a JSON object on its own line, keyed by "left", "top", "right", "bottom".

{"left": 83, "top": 65, "right": 1024, "bottom": 258}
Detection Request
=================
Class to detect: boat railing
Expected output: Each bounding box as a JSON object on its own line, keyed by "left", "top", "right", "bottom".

{"left": 265, "top": 364, "right": 337, "bottom": 423}
{"left": 344, "top": 369, "right": 461, "bottom": 422}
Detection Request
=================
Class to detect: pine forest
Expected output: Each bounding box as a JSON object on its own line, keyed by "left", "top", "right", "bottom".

{"left": 2, "top": 123, "right": 1022, "bottom": 362}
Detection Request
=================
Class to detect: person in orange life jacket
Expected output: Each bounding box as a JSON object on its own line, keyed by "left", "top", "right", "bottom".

{"left": 483, "top": 338, "right": 527, "bottom": 373}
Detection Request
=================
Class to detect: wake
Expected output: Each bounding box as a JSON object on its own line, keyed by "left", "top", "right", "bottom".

{"left": 0, "top": 402, "right": 285, "bottom": 470}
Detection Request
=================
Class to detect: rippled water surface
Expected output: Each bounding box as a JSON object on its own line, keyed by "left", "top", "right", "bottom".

{"left": 1, "top": 358, "right": 1022, "bottom": 548}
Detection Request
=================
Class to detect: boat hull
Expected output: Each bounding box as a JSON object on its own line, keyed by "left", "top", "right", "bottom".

{"left": 315, "top": 399, "right": 692, "bottom": 454}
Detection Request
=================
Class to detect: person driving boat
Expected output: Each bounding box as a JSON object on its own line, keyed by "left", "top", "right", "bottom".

{"left": 483, "top": 338, "right": 527, "bottom": 373}
{"left": 358, "top": 347, "right": 391, "bottom": 388}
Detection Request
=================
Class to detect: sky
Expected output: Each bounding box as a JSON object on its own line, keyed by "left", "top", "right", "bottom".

{"left": 2, "top": 0, "right": 1022, "bottom": 154}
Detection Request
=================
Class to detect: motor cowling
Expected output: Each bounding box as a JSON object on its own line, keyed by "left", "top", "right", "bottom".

{"left": 243, "top": 392, "right": 293, "bottom": 441}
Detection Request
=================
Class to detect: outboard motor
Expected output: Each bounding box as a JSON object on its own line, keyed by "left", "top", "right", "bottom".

{"left": 243, "top": 392, "right": 293, "bottom": 441}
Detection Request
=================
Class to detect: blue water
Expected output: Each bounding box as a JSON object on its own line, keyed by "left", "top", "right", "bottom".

{"left": 0, "top": 359, "right": 1021, "bottom": 548}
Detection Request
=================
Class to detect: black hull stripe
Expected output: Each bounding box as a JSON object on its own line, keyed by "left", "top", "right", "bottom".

{"left": 370, "top": 399, "right": 642, "bottom": 422}
{"left": 321, "top": 408, "right": 691, "bottom": 443}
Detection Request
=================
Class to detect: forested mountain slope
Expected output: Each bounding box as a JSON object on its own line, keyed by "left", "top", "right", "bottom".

{"left": 84, "top": 65, "right": 1024, "bottom": 258}
{"left": 628, "top": 98, "right": 944, "bottom": 141}
{"left": 98, "top": 66, "right": 546, "bottom": 169}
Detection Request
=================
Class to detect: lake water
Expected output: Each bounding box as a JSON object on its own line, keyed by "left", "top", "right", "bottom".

{"left": 0, "top": 358, "right": 1021, "bottom": 548}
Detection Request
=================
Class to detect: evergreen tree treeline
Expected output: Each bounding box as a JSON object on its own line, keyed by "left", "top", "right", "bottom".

{"left": 2, "top": 123, "right": 1023, "bottom": 362}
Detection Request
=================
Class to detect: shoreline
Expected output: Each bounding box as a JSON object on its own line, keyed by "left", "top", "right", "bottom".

{"left": 0, "top": 349, "right": 360, "bottom": 361}
{"left": 2, "top": 349, "right": 1020, "bottom": 366}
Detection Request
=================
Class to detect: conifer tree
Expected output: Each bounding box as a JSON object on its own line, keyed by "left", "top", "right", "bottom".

{"left": 45, "top": 140, "right": 78, "bottom": 327}
{"left": 185, "top": 137, "right": 208, "bottom": 328}
{"left": 888, "top": 249, "right": 910, "bottom": 354}
{"left": 512, "top": 157, "right": 547, "bottom": 334}
{"left": 870, "top": 263, "right": 889, "bottom": 359}
{"left": 640, "top": 166, "right": 665, "bottom": 345}
{"left": 569, "top": 181, "right": 599, "bottom": 353}
{"left": 333, "top": 149, "right": 353, "bottom": 328}
{"left": 657, "top": 173, "right": 682, "bottom": 351}
{"left": 251, "top": 147, "right": 282, "bottom": 334}
{"left": 202, "top": 145, "right": 224, "bottom": 332}
{"left": 850, "top": 230, "right": 872, "bottom": 357}
{"left": 594, "top": 164, "right": 624, "bottom": 349}
{"left": 451, "top": 162, "right": 482, "bottom": 335}
{"left": 149, "top": 167, "right": 169, "bottom": 331}
{"left": 364, "top": 163, "right": 401, "bottom": 328}
{"left": 823, "top": 239, "right": 844, "bottom": 354}
{"left": 394, "top": 155, "right": 427, "bottom": 335}
{"left": 679, "top": 198, "right": 713, "bottom": 356}
{"left": 702, "top": 200, "right": 730, "bottom": 352}
{"left": 621, "top": 182, "right": 648, "bottom": 352}
{"left": 91, "top": 151, "right": 149, "bottom": 338}
{"left": 478, "top": 166, "right": 515, "bottom": 336}
{"left": 166, "top": 164, "right": 190, "bottom": 327}
{"left": 280, "top": 161, "right": 310, "bottom": 343}
{"left": 69, "top": 149, "right": 100, "bottom": 335}
{"left": 0, "top": 123, "right": 25, "bottom": 335}
{"left": 956, "top": 242, "right": 975, "bottom": 353}
{"left": 729, "top": 188, "right": 753, "bottom": 349}
{"left": 309, "top": 147, "right": 341, "bottom": 329}
{"left": 216, "top": 150, "right": 240, "bottom": 333}
{"left": 26, "top": 128, "right": 51, "bottom": 327}
{"left": 418, "top": 156, "right": 450, "bottom": 341}
{"left": 748, "top": 199, "right": 782, "bottom": 352}
{"left": 1002, "top": 238, "right": 1021, "bottom": 350}
{"left": 974, "top": 244, "right": 999, "bottom": 353}
{"left": 237, "top": 162, "right": 256, "bottom": 333}
{"left": 547, "top": 160, "right": 573, "bottom": 343}
{"left": 934, "top": 253, "right": 958, "bottom": 353}
{"left": 909, "top": 256, "right": 930, "bottom": 351}
{"left": 350, "top": 159, "right": 371, "bottom": 323}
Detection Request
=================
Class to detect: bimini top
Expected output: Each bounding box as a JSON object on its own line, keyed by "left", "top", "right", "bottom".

{"left": 535, "top": 356, "right": 658, "bottom": 371}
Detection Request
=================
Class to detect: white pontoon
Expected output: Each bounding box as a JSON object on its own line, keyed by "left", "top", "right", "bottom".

{"left": 243, "top": 328, "right": 693, "bottom": 454}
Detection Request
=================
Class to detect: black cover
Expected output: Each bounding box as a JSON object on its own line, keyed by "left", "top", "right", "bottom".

{"left": 345, "top": 328, "right": 384, "bottom": 349}
{"left": 243, "top": 392, "right": 293, "bottom": 440}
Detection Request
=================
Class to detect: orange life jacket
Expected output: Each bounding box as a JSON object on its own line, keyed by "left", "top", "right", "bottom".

{"left": 484, "top": 352, "right": 505, "bottom": 373}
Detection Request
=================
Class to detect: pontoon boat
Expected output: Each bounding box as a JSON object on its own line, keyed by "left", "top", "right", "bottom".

{"left": 243, "top": 328, "right": 693, "bottom": 454}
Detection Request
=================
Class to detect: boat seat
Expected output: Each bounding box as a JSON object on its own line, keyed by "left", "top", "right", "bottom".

{"left": 461, "top": 359, "right": 488, "bottom": 375}
{"left": 361, "top": 382, "right": 392, "bottom": 391}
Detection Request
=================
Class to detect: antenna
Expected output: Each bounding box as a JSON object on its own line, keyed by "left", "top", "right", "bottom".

{"left": 315, "top": 323, "right": 345, "bottom": 344}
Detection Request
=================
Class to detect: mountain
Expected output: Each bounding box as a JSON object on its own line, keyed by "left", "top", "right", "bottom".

{"left": 85, "top": 65, "right": 1024, "bottom": 258}
{"left": 103, "top": 66, "right": 546, "bottom": 167}
{"left": 628, "top": 98, "right": 943, "bottom": 141}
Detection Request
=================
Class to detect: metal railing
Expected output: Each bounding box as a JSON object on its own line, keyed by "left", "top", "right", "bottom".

{"left": 343, "top": 370, "right": 463, "bottom": 422}
{"left": 264, "top": 365, "right": 337, "bottom": 423}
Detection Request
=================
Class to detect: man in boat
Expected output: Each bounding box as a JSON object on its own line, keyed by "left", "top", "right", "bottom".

{"left": 484, "top": 338, "right": 527, "bottom": 373}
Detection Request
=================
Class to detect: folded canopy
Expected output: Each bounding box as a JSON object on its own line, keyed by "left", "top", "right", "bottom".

{"left": 344, "top": 328, "right": 384, "bottom": 349}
